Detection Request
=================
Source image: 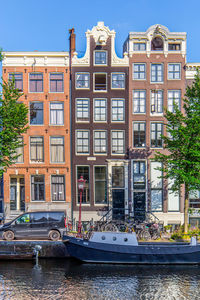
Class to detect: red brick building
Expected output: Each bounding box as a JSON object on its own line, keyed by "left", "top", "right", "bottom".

{"left": 2, "top": 52, "right": 71, "bottom": 220}
{"left": 124, "top": 25, "right": 187, "bottom": 225}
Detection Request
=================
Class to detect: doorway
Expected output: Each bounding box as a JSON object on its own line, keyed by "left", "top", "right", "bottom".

{"left": 10, "top": 176, "right": 25, "bottom": 211}
{"left": 133, "top": 192, "right": 146, "bottom": 222}
{"left": 112, "top": 189, "right": 125, "bottom": 220}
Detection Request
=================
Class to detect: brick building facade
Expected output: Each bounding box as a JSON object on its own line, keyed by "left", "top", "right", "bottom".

{"left": 2, "top": 52, "right": 71, "bottom": 220}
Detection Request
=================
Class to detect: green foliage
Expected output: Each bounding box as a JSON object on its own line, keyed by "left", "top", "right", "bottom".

{"left": 171, "top": 226, "right": 200, "bottom": 241}
{"left": 155, "top": 71, "right": 200, "bottom": 192}
{"left": 0, "top": 79, "right": 28, "bottom": 175}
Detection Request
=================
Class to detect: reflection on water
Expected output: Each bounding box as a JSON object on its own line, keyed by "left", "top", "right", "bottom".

{"left": 0, "top": 259, "right": 199, "bottom": 299}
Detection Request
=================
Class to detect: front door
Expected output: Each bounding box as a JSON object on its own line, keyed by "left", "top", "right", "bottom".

{"left": 10, "top": 176, "right": 25, "bottom": 212}
{"left": 134, "top": 192, "right": 146, "bottom": 222}
{"left": 112, "top": 189, "right": 125, "bottom": 220}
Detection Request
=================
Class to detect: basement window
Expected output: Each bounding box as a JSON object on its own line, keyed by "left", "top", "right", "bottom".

{"left": 94, "top": 73, "right": 107, "bottom": 91}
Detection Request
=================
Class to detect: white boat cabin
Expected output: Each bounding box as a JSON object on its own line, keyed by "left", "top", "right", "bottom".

{"left": 89, "top": 232, "right": 138, "bottom": 246}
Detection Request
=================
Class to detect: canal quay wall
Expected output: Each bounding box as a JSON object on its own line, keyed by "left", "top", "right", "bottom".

{"left": 0, "top": 241, "right": 70, "bottom": 258}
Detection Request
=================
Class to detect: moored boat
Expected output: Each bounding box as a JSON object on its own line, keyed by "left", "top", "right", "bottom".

{"left": 63, "top": 232, "right": 200, "bottom": 264}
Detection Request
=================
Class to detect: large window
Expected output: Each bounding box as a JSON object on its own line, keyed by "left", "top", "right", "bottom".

{"left": 133, "top": 122, "right": 146, "bottom": 148}
{"left": 111, "top": 73, "right": 125, "bottom": 89}
{"left": 189, "top": 190, "right": 200, "bottom": 208}
{"left": 133, "top": 90, "right": 146, "bottom": 113}
{"left": 76, "top": 99, "right": 89, "bottom": 122}
{"left": 151, "top": 90, "right": 163, "bottom": 113}
{"left": 94, "top": 99, "right": 107, "bottom": 122}
{"left": 168, "top": 64, "right": 181, "bottom": 80}
{"left": 150, "top": 162, "right": 163, "bottom": 211}
{"left": 112, "top": 166, "right": 124, "bottom": 188}
{"left": 168, "top": 178, "right": 179, "bottom": 211}
{"left": 50, "top": 137, "right": 64, "bottom": 163}
{"left": 76, "top": 73, "right": 90, "bottom": 89}
{"left": 9, "top": 73, "right": 23, "bottom": 91}
{"left": 94, "top": 166, "right": 107, "bottom": 204}
{"left": 111, "top": 99, "right": 125, "bottom": 122}
{"left": 133, "top": 43, "right": 146, "bottom": 51}
{"left": 133, "top": 63, "right": 146, "bottom": 80}
{"left": 30, "top": 137, "right": 44, "bottom": 162}
{"left": 94, "top": 131, "right": 107, "bottom": 154}
{"left": 151, "top": 123, "right": 163, "bottom": 148}
{"left": 50, "top": 73, "right": 64, "bottom": 92}
{"left": 94, "top": 73, "right": 107, "bottom": 91}
{"left": 168, "top": 90, "right": 181, "bottom": 112}
{"left": 94, "top": 51, "right": 107, "bottom": 65}
{"left": 111, "top": 131, "right": 125, "bottom": 154}
{"left": 14, "top": 137, "right": 24, "bottom": 163}
{"left": 77, "top": 166, "right": 90, "bottom": 204}
{"left": 31, "top": 175, "right": 45, "bottom": 201}
{"left": 76, "top": 130, "right": 89, "bottom": 154}
{"left": 168, "top": 43, "right": 181, "bottom": 51}
{"left": 51, "top": 175, "right": 65, "bottom": 201}
{"left": 50, "top": 102, "right": 64, "bottom": 125}
{"left": 30, "top": 102, "right": 43, "bottom": 125}
{"left": 29, "top": 73, "right": 43, "bottom": 92}
{"left": 133, "top": 161, "right": 146, "bottom": 189}
{"left": 151, "top": 64, "right": 163, "bottom": 82}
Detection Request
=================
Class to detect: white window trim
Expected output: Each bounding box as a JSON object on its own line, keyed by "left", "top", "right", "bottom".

{"left": 75, "top": 72, "right": 90, "bottom": 90}
{"left": 29, "top": 136, "right": 44, "bottom": 164}
{"left": 50, "top": 174, "right": 65, "bottom": 202}
{"left": 30, "top": 174, "right": 45, "bottom": 202}
{"left": 132, "top": 121, "right": 146, "bottom": 149}
{"left": 49, "top": 72, "right": 64, "bottom": 94}
{"left": 49, "top": 136, "right": 65, "bottom": 164}
{"left": 93, "top": 98, "right": 107, "bottom": 123}
{"left": 111, "top": 130, "right": 125, "bottom": 156}
{"left": 132, "top": 63, "right": 146, "bottom": 80}
{"left": 49, "top": 101, "right": 64, "bottom": 126}
{"left": 167, "top": 90, "right": 181, "bottom": 112}
{"left": 111, "top": 98, "right": 125, "bottom": 123}
{"left": 150, "top": 121, "right": 164, "bottom": 149}
{"left": 111, "top": 72, "right": 125, "bottom": 90}
{"left": 29, "top": 101, "right": 44, "bottom": 126}
{"left": 132, "top": 90, "right": 146, "bottom": 114}
{"left": 75, "top": 130, "right": 90, "bottom": 156}
{"left": 93, "top": 73, "right": 107, "bottom": 93}
{"left": 150, "top": 90, "right": 164, "bottom": 116}
{"left": 93, "top": 130, "right": 107, "bottom": 155}
{"left": 150, "top": 63, "right": 164, "bottom": 84}
{"left": 75, "top": 98, "right": 90, "bottom": 123}
{"left": 93, "top": 50, "right": 108, "bottom": 66}
{"left": 168, "top": 63, "right": 181, "bottom": 80}
{"left": 28, "top": 72, "right": 44, "bottom": 93}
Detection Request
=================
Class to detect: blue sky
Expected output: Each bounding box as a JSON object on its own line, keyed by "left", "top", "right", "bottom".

{"left": 0, "top": 0, "right": 199, "bottom": 62}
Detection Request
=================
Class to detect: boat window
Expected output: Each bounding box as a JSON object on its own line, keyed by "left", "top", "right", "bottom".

{"left": 101, "top": 236, "right": 106, "bottom": 240}
{"left": 113, "top": 236, "right": 117, "bottom": 241}
{"left": 124, "top": 238, "right": 128, "bottom": 242}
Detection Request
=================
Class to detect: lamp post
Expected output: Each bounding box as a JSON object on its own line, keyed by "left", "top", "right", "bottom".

{"left": 77, "top": 175, "right": 85, "bottom": 237}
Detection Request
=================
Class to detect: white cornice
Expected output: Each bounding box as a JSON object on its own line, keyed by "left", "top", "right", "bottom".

{"left": 3, "top": 52, "right": 69, "bottom": 67}
{"left": 186, "top": 63, "right": 200, "bottom": 79}
{"left": 72, "top": 21, "right": 129, "bottom": 67}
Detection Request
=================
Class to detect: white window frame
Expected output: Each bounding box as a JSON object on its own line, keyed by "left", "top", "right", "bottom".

{"left": 75, "top": 98, "right": 90, "bottom": 123}
{"left": 111, "top": 98, "right": 125, "bottom": 122}
{"left": 76, "top": 130, "right": 90, "bottom": 155}
{"left": 133, "top": 63, "right": 146, "bottom": 80}
{"left": 93, "top": 73, "right": 107, "bottom": 92}
{"left": 150, "top": 90, "right": 163, "bottom": 115}
{"left": 150, "top": 122, "right": 163, "bottom": 148}
{"left": 168, "top": 63, "right": 181, "bottom": 80}
{"left": 93, "top": 130, "right": 107, "bottom": 155}
{"left": 167, "top": 90, "right": 181, "bottom": 112}
{"left": 133, "top": 90, "right": 146, "bottom": 114}
{"left": 151, "top": 64, "right": 163, "bottom": 83}
{"left": 75, "top": 72, "right": 90, "bottom": 90}
{"left": 76, "top": 165, "right": 90, "bottom": 206}
{"left": 49, "top": 102, "right": 64, "bottom": 126}
{"left": 111, "top": 130, "right": 125, "bottom": 155}
{"left": 93, "top": 98, "right": 107, "bottom": 122}
{"left": 94, "top": 165, "right": 108, "bottom": 206}
{"left": 94, "top": 50, "right": 107, "bottom": 66}
{"left": 111, "top": 73, "right": 125, "bottom": 89}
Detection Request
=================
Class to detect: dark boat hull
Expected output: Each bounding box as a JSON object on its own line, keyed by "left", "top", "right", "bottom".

{"left": 63, "top": 236, "right": 200, "bottom": 264}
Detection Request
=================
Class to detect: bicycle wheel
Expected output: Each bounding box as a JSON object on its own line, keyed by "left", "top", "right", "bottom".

{"left": 141, "top": 230, "right": 151, "bottom": 240}
{"left": 103, "top": 223, "right": 119, "bottom": 232}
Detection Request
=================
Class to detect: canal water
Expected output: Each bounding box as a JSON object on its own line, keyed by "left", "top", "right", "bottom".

{"left": 0, "top": 259, "right": 200, "bottom": 300}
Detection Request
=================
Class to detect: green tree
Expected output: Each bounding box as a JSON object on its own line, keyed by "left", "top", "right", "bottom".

{"left": 154, "top": 71, "right": 200, "bottom": 233}
{"left": 0, "top": 72, "right": 28, "bottom": 175}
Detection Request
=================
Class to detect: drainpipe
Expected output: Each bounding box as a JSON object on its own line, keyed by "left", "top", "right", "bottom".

{"left": 69, "top": 28, "right": 75, "bottom": 226}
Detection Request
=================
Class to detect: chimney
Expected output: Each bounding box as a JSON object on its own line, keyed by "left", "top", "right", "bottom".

{"left": 69, "top": 28, "right": 76, "bottom": 56}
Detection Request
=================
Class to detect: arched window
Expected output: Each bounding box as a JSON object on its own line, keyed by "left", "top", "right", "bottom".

{"left": 151, "top": 37, "right": 163, "bottom": 51}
